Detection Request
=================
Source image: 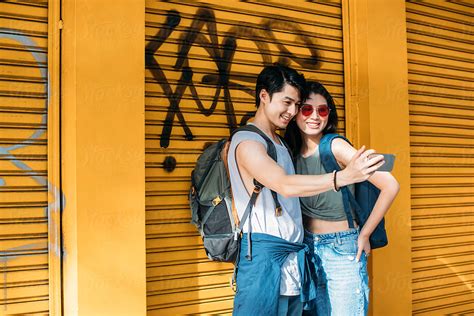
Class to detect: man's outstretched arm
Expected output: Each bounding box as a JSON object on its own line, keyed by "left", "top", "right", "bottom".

{"left": 235, "top": 140, "right": 384, "bottom": 198}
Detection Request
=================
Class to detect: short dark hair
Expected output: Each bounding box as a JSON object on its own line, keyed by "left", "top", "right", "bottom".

{"left": 255, "top": 64, "right": 306, "bottom": 108}
{"left": 284, "top": 81, "right": 339, "bottom": 157}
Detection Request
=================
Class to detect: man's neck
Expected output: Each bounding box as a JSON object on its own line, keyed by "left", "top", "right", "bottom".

{"left": 251, "top": 108, "right": 279, "bottom": 141}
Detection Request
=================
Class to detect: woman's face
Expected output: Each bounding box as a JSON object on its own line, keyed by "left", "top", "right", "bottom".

{"left": 295, "top": 93, "right": 330, "bottom": 138}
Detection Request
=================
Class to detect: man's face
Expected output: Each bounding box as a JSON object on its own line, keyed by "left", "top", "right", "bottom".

{"left": 260, "top": 84, "right": 300, "bottom": 129}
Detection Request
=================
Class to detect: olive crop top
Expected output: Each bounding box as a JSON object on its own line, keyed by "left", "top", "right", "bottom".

{"left": 296, "top": 149, "right": 355, "bottom": 221}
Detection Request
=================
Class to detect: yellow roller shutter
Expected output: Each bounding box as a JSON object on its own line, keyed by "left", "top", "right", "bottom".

{"left": 406, "top": 0, "right": 474, "bottom": 314}
{"left": 145, "top": 0, "right": 345, "bottom": 314}
{"left": 0, "top": 0, "right": 60, "bottom": 314}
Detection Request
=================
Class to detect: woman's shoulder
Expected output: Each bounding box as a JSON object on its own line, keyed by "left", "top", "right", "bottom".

{"left": 329, "top": 136, "right": 356, "bottom": 166}
{"left": 321, "top": 133, "right": 350, "bottom": 144}
{"left": 318, "top": 133, "right": 353, "bottom": 154}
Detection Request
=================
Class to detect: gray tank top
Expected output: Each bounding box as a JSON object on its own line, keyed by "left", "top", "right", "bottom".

{"left": 296, "top": 149, "right": 355, "bottom": 221}
{"left": 228, "top": 130, "right": 303, "bottom": 241}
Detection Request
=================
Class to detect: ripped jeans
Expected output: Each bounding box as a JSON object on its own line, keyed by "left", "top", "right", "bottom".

{"left": 303, "top": 229, "right": 369, "bottom": 316}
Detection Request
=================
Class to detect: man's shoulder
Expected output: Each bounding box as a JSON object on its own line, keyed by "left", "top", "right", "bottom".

{"left": 231, "top": 130, "right": 268, "bottom": 147}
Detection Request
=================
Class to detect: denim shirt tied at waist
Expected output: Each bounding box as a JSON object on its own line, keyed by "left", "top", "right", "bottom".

{"left": 233, "top": 233, "right": 318, "bottom": 316}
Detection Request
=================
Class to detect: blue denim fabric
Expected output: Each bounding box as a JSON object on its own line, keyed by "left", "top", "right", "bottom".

{"left": 303, "top": 229, "right": 369, "bottom": 316}
{"left": 233, "top": 233, "right": 318, "bottom": 316}
{"left": 278, "top": 295, "right": 304, "bottom": 316}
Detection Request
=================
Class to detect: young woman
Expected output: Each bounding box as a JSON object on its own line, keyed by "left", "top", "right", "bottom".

{"left": 284, "top": 81, "right": 400, "bottom": 315}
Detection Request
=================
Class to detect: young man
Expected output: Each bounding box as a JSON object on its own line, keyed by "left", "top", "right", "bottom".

{"left": 228, "top": 65, "right": 384, "bottom": 316}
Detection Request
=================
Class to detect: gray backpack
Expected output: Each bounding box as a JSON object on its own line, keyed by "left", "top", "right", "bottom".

{"left": 189, "top": 124, "right": 284, "bottom": 263}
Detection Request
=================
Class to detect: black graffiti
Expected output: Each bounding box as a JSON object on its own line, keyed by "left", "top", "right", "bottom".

{"left": 145, "top": 7, "right": 320, "bottom": 148}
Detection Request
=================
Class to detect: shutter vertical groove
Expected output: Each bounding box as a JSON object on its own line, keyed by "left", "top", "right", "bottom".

{"left": 407, "top": 1, "right": 474, "bottom": 314}
{"left": 0, "top": 0, "right": 51, "bottom": 314}
{"left": 145, "top": 0, "right": 345, "bottom": 314}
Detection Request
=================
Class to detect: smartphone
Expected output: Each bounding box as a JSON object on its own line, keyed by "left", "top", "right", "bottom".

{"left": 372, "top": 153, "right": 395, "bottom": 172}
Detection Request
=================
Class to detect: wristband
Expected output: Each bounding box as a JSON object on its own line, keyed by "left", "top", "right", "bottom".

{"left": 333, "top": 170, "right": 340, "bottom": 192}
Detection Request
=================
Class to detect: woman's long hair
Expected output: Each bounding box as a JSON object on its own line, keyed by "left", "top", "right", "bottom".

{"left": 284, "top": 81, "right": 339, "bottom": 158}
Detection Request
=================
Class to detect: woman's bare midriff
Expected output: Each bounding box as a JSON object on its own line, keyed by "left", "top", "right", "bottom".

{"left": 303, "top": 216, "right": 358, "bottom": 234}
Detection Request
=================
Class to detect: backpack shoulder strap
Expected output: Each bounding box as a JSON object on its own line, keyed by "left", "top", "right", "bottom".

{"left": 318, "top": 133, "right": 356, "bottom": 228}
{"left": 221, "top": 140, "right": 240, "bottom": 228}
{"left": 231, "top": 124, "right": 278, "bottom": 162}
{"left": 318, "top": 133, "right": 351, "bottom": 173}
{"left": 277, "top": 134, "right": 293, "bottom": 162}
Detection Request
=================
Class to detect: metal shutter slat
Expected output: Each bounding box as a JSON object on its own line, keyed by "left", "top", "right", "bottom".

{"left": 407, "top": 1, "right": 474, "bottom": 314}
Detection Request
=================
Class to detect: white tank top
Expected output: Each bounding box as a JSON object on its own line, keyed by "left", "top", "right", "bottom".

{"left": 228, "top": 128, "right": 303, "bottom": 296}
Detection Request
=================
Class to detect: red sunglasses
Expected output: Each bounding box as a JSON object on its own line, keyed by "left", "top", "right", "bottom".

{"left": 299, "top": 104, "right": 331, "bottom": 117}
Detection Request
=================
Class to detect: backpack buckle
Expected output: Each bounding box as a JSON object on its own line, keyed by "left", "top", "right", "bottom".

{"left": 212, "top": 196, "right": 222, "bottom": 206}
{"left": 230, "top": 276, "right": 237, "bottom": 293}
{"left": 234, "top": 229, "right": 241, "bottom": 241}
{"left": 275, "top": 206, "right": 282, "bottom": 217}
{"left": 253, "top": 186, "right": 262, "bottom": 194}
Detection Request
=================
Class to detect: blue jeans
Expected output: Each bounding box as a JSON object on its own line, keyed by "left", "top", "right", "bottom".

{"left": 303, "top": 229, "right": 369, "bottom": 316}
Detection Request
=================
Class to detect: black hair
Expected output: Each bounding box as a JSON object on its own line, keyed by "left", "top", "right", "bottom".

{"left": 255, "top": 64, "right": 307, "bottom": 108}
{"left": 284, "top": 81, "right": 339, "bottom": 157}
